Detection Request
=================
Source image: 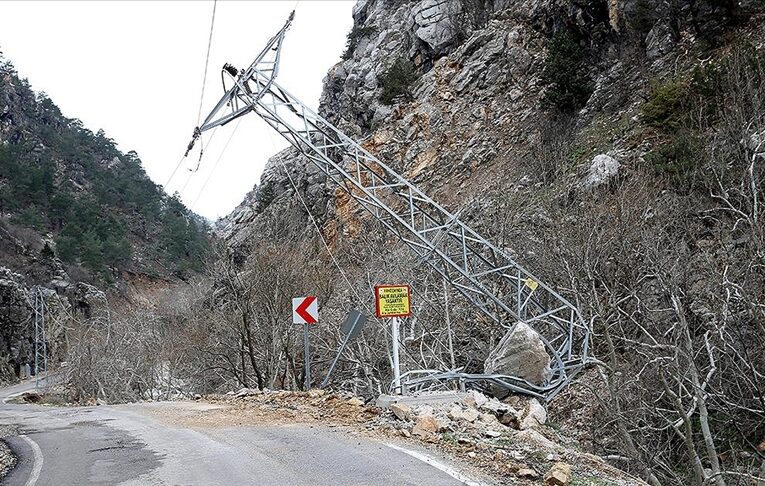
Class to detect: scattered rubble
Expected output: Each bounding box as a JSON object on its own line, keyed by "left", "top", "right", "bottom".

{"left": 390, "top": 402, "right": 412, "bottom": 421}
{"left": 545, "top": 462, "right": 572, "bottom": 485}
{"left": 517, "top": 467, "right": 539, "bottom": 479}
{"left": 232, "top": 387, "right": 260, "bottom": 398}
{"left": 447, "top": 405, "right": 479, "bottom": 423}
{"left": 198, "top": 388, "right": 647, "bottom": 485}
{"left": 0, "top": 425, "right": 17, "bottom": 481}
{"left": 412, "top": 414, "right": 440, "bottom": 436}
{"left": 346, "top": 397, "right": 365, "bottom": 406}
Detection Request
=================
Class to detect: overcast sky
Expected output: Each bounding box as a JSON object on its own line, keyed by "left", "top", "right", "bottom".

{"left": 0, "top": 0, "right": 355, "bottom": 220}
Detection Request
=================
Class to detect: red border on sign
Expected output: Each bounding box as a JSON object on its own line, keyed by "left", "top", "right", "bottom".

{"left": 374, "top": 284, "right": 412, "bottom": 318}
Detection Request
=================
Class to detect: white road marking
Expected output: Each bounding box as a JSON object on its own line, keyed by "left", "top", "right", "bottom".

{"left": 384, "top": 442, "right": 489, "bottom": 486}
{"left": 20, "top": 435, "right": 43, "bottom": 486}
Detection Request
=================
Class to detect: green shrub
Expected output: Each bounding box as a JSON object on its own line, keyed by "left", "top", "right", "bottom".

{"left": 379, "top": 58, "right": 419, "bottom": 105}
{"left": 342, "top": 26, "right": 376, "bottom": 61}
{"left": 646, "top": 130, "right": 706, "bottom": 189}
{"left": 541, "top": 31, "right": 593, "bottom": 111}
{"left": 40, "top": 242, "right": 54, "bottom": 259}
{"left": 640, "top": 80, "right": 691, "bottom": 131}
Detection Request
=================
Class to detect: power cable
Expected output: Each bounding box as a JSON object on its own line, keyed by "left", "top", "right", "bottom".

{"left": 163, "top": 153, "right": 187, "bottom": 190}
{"left": 191, "top": 118, "right": 243, "bottom": 211}
{"left": 166, "top": 0, "right": 217, "bottom": 191}
{"left": 197, "top": 0, "right": 218, "bottom": 126}
{"left": 180, "top": 127, "right": 219, "bottom": 198}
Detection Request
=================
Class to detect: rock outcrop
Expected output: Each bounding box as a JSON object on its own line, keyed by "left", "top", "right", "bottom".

{"left": 0, "top": 268, "right": 32, "bottom": 379}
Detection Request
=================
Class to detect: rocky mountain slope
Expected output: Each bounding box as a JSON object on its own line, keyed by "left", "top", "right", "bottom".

{"left": 217, "top": 0, "right": 765, "bottom": 484}
{"left": 0, "top": 58, "right": 209, "bottom": 282}
{"left": 0, "top": 55, "right": 209, "bottom": 384}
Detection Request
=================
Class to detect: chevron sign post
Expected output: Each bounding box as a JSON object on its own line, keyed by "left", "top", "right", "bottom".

{"left": 293, "top": 296, "right": 318, "bottom": 389}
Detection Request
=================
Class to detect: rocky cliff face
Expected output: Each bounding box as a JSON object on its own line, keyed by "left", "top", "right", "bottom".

{"left": 223, "top": 0, "right": 761, "bottom": 256}
{"left": 220, "top": 1, "right": 765, "bottom": 483}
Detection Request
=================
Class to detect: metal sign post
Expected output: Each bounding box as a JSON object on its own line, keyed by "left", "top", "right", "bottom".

{"left": 391, "top": 316, "right": 401, "bottom": 393}
{"left": 292, "top": 296, "right": 318, "bottom": 390}
{"left": 303, "top": 323, "right": 311, "bottom": 389}
{"left": 322, "top": 309, "right": 366, "bottom": 388}
{"left": 374, "top": 285, "right": 412, "bottom": 395}
{"left": 33, "top": 287, "right": 48, "bottom": 391}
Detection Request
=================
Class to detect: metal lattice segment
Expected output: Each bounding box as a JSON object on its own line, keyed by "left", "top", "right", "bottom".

{"left": 195, "top": 14, "right": 590, "bottom": 398}
{"left": 33, "top": 286, "right": 48, "bottom": 390}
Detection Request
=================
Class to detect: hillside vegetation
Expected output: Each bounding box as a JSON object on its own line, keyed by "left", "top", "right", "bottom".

{"left": 0, "top": 57, "right": 208, "bottom": 281}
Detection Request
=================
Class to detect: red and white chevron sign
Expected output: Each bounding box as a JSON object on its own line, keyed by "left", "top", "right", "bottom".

{"left": 292, "top": 296, "right": 318, "bottom": 325}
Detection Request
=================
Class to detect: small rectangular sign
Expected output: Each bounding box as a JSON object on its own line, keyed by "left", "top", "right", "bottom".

{"left": 374, "top": 285, "right": 411, "bottom": 318}
{"left": 341, "top": 309, "right": 366, "bottom": 340}
{"left": 292, "top": 296, "right": 318, "bottom": 324}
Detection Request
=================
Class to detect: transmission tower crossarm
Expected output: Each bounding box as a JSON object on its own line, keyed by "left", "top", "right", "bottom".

{"left": 193, "top": 13, "right": 591, "bottom": 399}
{"left": 185, "top": 11, "right": 295, "bottom": 156}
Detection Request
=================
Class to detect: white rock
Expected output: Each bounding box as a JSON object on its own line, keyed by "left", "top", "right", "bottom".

{"left": 412, "top": 0, "right": 462, "bottom": 54}
{"left": 235, "top": 387, "right": 258, "bottom": 398}
{"left": 484, "top": 322, "right": 552, "bottom": 395}
{"left": 448, "top": 406, "right": 480, "bottom": 423}
{"left": 464, "top": 390, "right": 489, "bottom": 409}
{"left": 390, "top": 402, "right": 412, "bottom": 421}
{"left": 520, "top": 398, "right": 547, "bottom": 430}
{"left": 583, "top": 154, "right": 620, "bottom": 188}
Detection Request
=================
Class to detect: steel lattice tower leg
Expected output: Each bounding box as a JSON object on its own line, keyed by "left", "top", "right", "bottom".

{"left": 34, "top": 287, "right": 48, "bottom": 390}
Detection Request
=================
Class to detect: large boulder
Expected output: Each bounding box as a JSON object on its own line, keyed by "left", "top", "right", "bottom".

{"left": 484, "top": 322, "right": 551, "bottom": 396}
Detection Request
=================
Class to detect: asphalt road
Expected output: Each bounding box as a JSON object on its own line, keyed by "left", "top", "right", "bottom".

{"left": 0, "top": 380, "right": 485, "bottom": 486}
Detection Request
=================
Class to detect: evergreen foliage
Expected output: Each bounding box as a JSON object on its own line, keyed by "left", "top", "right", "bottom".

{"left": 541, "top": 31, "right": 594, "bottom": 111}
{"left": 0, "top": 57, "right": 210, "bottom": 279}
{"left": 342, "top": 25, "right": 376, "bottom": 61}
{"left": 378, "top": 57, "right": 419, "bottom": 105}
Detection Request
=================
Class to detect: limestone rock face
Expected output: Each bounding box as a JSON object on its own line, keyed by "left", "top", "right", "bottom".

{"left": 0, "top": 268, "right": 32, "bottom": 376}
{"left": 484, "top": 322, "right": 551, "bottom": 394}
{"left": 413, "top": 0, "right": 462, "bottom": 55}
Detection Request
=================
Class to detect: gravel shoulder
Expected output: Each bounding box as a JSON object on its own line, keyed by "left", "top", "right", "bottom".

{"left": 0, "top": 424, "right": 18, "bottom": 481}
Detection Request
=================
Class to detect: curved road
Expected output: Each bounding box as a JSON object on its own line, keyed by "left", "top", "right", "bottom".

{"left": 0, "top": 380, "right": 487, "bottom": 486}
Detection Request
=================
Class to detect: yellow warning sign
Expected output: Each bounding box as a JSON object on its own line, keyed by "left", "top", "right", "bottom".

{"left": 524, "top": 278, "right": 539, "bottom": 291}
{"left": 374, "top": 285, "right": 412, "bottom": 318}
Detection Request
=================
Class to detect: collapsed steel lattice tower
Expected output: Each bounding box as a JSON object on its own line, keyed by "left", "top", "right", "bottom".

{"left": 188, "top": 12, "right": 590, "bottom": 400}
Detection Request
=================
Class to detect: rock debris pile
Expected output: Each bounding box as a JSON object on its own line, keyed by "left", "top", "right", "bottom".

{"left": 219, "top": 388, "right": 646, "bottom": 485}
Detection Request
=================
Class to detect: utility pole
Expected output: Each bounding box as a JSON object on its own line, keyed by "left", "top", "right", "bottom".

{"left": 33, "top": 287, "right": 48, "bottom": 390}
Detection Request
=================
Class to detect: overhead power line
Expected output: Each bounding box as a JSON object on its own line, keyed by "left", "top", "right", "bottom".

{"left": 165, "top": 0, "right": 218, "bottom": 191}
